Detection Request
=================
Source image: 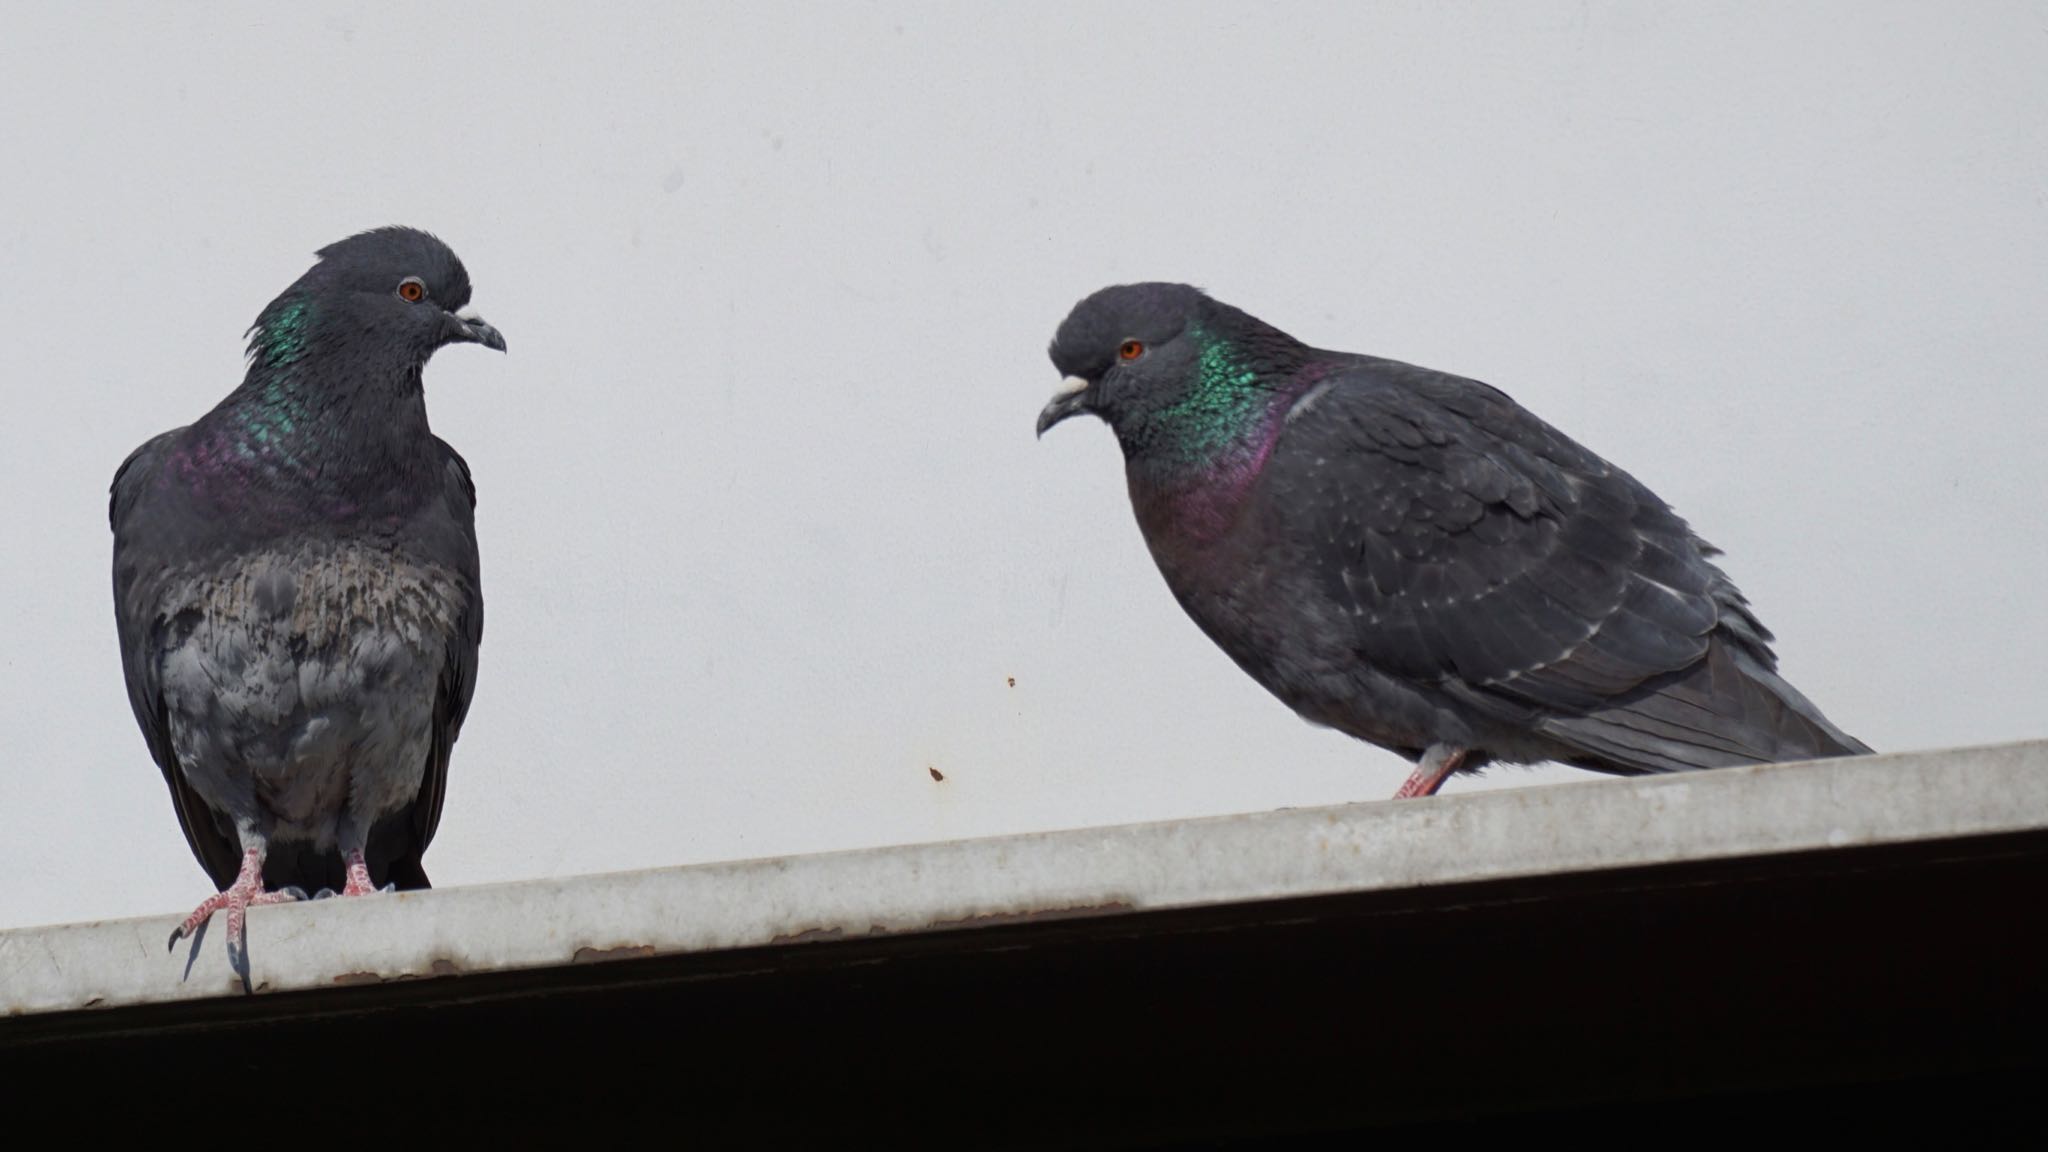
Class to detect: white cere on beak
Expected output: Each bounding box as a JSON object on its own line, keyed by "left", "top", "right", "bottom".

{"left": 456, "top": 306, "right": 486, "bottom": 323}
{"left": 1055, "top": 375, "right": 1090, "bottom": 397}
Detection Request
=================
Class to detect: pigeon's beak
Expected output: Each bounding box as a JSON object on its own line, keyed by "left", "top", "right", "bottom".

{"left": 1035, "top": 376, "right": 1094, "bottom": 438}
{"left": 448, "top": 307, "right": 508, "bottom": 352}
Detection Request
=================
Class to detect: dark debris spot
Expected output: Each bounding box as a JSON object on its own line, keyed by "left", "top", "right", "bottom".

{"left": 928, "top": 766, "right": 945, "bottom": 782}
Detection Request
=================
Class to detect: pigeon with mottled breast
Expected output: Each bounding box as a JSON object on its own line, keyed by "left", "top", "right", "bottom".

{"left": 1037, "top": 283, "right": 1868, "bottom": 797}
{"left": 109, "top": 227, "right": 503, "bottom": 987}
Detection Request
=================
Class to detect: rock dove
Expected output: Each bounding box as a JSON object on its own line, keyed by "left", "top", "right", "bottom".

{"left": 1037, "top": 283, "right": 1869, "bottom": 798}
{"left": 109, "top": 227, "right": 503, "bottom": 985}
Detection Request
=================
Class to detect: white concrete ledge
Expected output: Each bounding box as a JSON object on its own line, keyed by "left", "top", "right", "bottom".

{"left": 5, "top": 739, "right": 2045, "bottom": 1020}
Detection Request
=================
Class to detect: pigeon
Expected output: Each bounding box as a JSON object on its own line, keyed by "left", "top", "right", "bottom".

{"left": 1037, "top": 283, "right": 1869, "bottom": 798}
{"left": 109, "top": 227, "right": 503, "bottom": 986}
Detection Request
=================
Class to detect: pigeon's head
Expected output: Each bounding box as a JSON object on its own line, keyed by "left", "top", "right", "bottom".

{"left": 249, "top": 227, "right": 506, "bottom": 372}
{"left": 1037, "top": 282, "right": 1225, "bottom": 439}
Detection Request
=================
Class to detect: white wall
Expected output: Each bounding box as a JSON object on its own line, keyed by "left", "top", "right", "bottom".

{"left": 1, "top": 1, "right": 2042, "bottom": 931}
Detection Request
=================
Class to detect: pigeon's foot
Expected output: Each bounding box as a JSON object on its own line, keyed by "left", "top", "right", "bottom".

{"left": 167, "top": 847, "right": 302, "bottom": 990}
{"left": 1393, "top": 745, "right": 1466, "bottom": 799}
{"left": 315, "top": 848, "right": 394, "bottom": 899}
{"left": 338, "top": 848, "right": 388, "bottom": 897}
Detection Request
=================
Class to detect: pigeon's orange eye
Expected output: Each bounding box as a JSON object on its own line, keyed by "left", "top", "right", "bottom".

{"left": 397, "top": 277, "right": 426, "bottom": 303}
{"left": 1119, "top": 340, "right": 1144, "bottom": 361}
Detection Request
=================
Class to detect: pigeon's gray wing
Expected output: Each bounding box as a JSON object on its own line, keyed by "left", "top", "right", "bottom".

{"left": 374, "top": 439, "right": 483, "bottom": 890}
{"left": 110, "top": 431, "right": 246, "bottom": 890}
{"left": 1264, "top": 358, "right": 1867, "bottom": 771}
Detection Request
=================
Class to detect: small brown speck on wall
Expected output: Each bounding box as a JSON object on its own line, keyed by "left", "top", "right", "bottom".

{"left": 928, "top": 766, "right": 945, "bottom": 782}
{"left": 1006, "top": 676, "right": 1016, "bottom": 688}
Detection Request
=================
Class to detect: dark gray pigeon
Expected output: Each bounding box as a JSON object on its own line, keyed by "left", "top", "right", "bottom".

{"left": 1037, "top": 283, "right": 1869, "bottom": 798}
{"left": 110, "top": 227, "right": 503, "bottom": 985}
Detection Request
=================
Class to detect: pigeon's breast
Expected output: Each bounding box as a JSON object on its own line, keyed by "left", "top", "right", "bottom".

{"left": 1136, "top": 460, "right": 1475, "bottom": 759}
{"left": 203, "top": 539, "right": 471, "bottom": 651}
{"left": 156, "top": 539, "right": 472, "bottom": 842}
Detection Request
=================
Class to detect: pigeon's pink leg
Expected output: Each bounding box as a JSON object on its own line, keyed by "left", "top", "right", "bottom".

{"left": 339, "top": 847, "right": 379, "bottom": 897}
{"left": 167, "top": 847, "right": 301, "bottom": 987}
{"left": 1393, "top": 745, "right": 1466, "bottom": 799}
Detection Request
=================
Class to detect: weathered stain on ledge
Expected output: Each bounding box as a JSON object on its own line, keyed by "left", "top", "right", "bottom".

{"left": 769, "top": 925, "right": 850, "bottom": 946}
{"left": 331, "top": 956, "right": 465, "bottom": 985}
{"left": 572, "top": 944, "right": 657, "bottom": 964}
{"left": 919, "top": 901, "right": 1137, "bottom": 932}
{"left": 767, "top": 902, "right": 1137, "bottom": 946}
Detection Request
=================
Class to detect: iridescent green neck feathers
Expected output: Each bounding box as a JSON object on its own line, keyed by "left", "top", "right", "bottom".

{"left": 1124, "top": 323, "right": 1287, "bottom": 469}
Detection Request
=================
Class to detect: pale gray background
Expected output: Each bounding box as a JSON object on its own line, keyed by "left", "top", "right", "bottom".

{"left": 2, "top": 2, "right": 2042, "bottom": 931}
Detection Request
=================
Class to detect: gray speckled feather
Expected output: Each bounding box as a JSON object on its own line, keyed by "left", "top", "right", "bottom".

{"left": 111, "top": 227, "right": 500, "bottom": 904}
{"left": 1038, "top": 283, "right": 1868, "bottom": 789}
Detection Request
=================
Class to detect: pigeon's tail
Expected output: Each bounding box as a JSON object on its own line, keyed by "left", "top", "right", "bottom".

{"left": 1541, "top": 633, "right": 1872, "bottom": 776}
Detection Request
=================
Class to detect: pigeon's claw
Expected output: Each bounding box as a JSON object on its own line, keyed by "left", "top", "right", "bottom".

{"left": 1393, "top": 745, "right": 1467, "bottom": 799}
{"left": 167, "top": 848, "right": 301, "bottom": 990}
